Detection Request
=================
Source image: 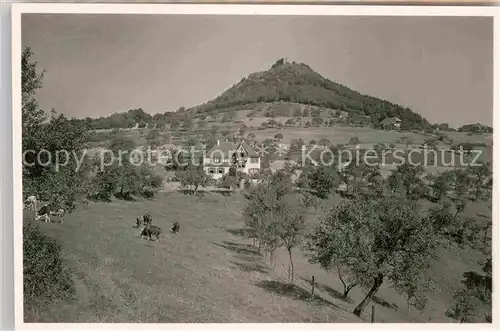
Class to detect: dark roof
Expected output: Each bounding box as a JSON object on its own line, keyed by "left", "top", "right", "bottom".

{"left": 239, "top": 141, "right": 259, "bottom": 157}
{"left": 380, "top": 117, "right": 402, "bottom": 126}
{"left": 206, "top": 141, "right": 237, "bottom": 156}
{"left": 205, "top": 141, "right": 259, "bottom": 158}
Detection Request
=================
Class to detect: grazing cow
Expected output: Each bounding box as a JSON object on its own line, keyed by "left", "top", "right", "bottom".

{"left": 143, "top": 212, "right": 153, "bottom": 226}
{"left": 25, "top": 195, "right": 37, "bottom": 211}
{"left": 35, "top": 204, "right": 51, "bottom": 223}
{"left": 140, "top": 224, "right": 162, "bottom": 241}
{"left": 50, "top": 208, "right": 66, "bottom": 224}
{"left": 172, "top": 221, "right": 180, "bottom": 234}
{"left": 136, "top": 215, "right": 144, "bottom": 228}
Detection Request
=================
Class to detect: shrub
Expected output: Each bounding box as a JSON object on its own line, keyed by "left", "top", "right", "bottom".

{"left": 142, "top": 186, "right": 157, "bottom": 198}
{"left": 24, "top": 222, "right": 75, "bottom": 306}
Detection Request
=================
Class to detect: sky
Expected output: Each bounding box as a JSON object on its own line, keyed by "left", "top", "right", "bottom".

{"left": 22, "top": 14, "right": 493, "bottom": 128}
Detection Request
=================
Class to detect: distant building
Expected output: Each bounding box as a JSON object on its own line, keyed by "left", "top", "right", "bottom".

{"left": 380, "top": 116, "right": 402, "bottom": 130}
{"left": 203, "top": 140, "right": 261, "bottom": 180}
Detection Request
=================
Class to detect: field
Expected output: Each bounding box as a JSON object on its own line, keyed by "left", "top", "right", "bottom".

{"left": 24, "top": 192, "right": 490, "bottom": 323}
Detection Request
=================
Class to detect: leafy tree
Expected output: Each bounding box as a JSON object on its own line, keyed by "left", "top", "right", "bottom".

{"left": 312, "top": 116, "right": 323, "bottom": 127}
{"left": 274, "top": 133, "right": 283, "bottom": 141}
{"left": 318, "top": 138, "right": 331, "bottom": 149}
{"left": 424, "top": 139, "right": 437, "bottom": 150}
{"left": 308, "top": 194, "right": 438, "bottom": 317}
{"left": 289, "top": 138, "right": 304, "bottom": 153}
{"left": 243, "top": 171, "right": 296, "bottom": 266}
{"left": 427, "top": 199, "right": 480, "bottom": 247}
{"left": 348, "top": 136, "right": 360, "bottom": 146}
{"left": 275, "top": 193, "right": 307, "bottom": 284}
{"left": 387, "top": 164, "right": 428, "bottom": 200}
{"left": 468, "top": 163, "right": 492, "bottom": 201}
{"left": 299, "top": 165, "right": 340, "bottom": 199}
{"left": 175, "top": 165, "right": 212, "bottom": 195}
{"left": 430, "top": 172, "right": 451, "bottom": 201}
{"left": 22, "top": 46, "right": 90, "bottom": 211}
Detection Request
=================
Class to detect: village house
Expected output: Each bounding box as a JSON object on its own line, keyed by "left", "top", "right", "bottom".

{"left": 380, "top": 116, "right": 402, "bottom": 130}
{"left": 203, "top": 140, "right": 261, "bottom": 180}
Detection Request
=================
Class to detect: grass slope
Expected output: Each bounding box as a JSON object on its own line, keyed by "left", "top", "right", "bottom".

{"left": 24, "top": 193, "right": 490, "bottom": 323}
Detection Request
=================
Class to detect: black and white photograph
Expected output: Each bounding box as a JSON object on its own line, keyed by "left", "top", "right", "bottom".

{"left": 13, "top": 3, "right": 496, "bottom": 326}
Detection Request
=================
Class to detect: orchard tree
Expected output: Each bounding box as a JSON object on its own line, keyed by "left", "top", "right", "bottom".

{"left": 308, "top": 194, "right": 439, "bottom": 317}
{"left": 275, "top": 193, "right": 307, "bottom": 284}
{"left": 175, "top": 165, "right": 212, "bottom": 195}
{"left": 318, "top": 138, "right": 331, "bottom": 149}
{"left": 299, "top": 165, "right": 340, "bottom": 199}
{"left": 348, "top": 136, "right": 360, "bottom": 147}
{"left": 387, "top": 164, "right": 428, "bottom": 200}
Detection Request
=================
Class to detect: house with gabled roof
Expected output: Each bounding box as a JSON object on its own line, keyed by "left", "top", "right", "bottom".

{"left": 380, "top": 116, "right": 402, "bottom": 130}
{"left": 203, "top": 139, "right": 261, "bottom": 179}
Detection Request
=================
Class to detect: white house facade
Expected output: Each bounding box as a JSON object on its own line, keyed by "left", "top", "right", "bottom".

{"left": 203, "top": 140, "right": 261, "bottom": 180}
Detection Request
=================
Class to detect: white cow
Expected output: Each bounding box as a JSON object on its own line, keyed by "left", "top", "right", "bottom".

{"left": 25, "top": 195, "right": 37, "bottom": 211}
{"left": 35, "top": 204, "right": 65, "bottom": 223}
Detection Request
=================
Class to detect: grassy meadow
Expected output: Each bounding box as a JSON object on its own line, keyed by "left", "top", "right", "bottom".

{"left": 24, "top": 191, "right": 491, "bottom": 323}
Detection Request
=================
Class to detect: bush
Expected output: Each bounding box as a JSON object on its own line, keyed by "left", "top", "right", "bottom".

{"left": 24, "top": 222, "right": 75, "bottom": 306}
{"left": 142, "top": 186, "right": 157, "bottom": 198}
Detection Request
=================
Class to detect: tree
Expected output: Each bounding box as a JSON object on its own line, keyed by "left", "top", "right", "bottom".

{"left": 468, "top": 163, "right": 492, "bottom": 201}
{"left": 22, "top": 47, "right": 80, "bottom": 317}
{"left": 289, "top": 138, "right": 304, "bottom": 153}
{"left": 22, "top": 46, "right": 91, "bottom": 211}
{"left": 427, "top": 199, "right": 480, "bottom": 247}
{"left": 243, "top": 171, "right": 296, "bottom": 267}
{"left": 424, "top": 139, "right": 437, "bottom": 150}
{"left": 312, "top": 116, "right": 323, "bottom": 127}
{"left": 299, "top": 165, "right": 340, "bottom": 199}
{"left": 175, "top": 165, "right": 212, "bottom": 195}
{"left": 318, "top": 138, "right": 331, "bottom": 149}
{"left": 387, "top": 164, "right": 428, "bottom": 200}
{"left": 308, "top": 194, "right": 438, "bottom": 317}
{"left": 247, "top": 132, "right": 256, "bottom": 141}
{"left": 275, "top": 193, "right": 307, "bottom": 284}
{"left": 430, "top": 172, "right": 451, "bottom": 201}
{"left": 274, "top": 133, "right": 283, "bottom": 141}
{"left": 348, "top": 136, "right": 360, "bottom": 146}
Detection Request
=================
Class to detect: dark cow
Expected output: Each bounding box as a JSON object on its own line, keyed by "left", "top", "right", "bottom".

{"left": 172, "top": 221, "right": 180, "bottom": 234}
{"left": 141, "top": 224, "right": 162, "bottom": 241}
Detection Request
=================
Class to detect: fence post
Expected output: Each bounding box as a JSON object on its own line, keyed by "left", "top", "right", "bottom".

{"left": 311, "top": 276, "right": 315, "bottom": 297}
{"left": 371, "top": 305, "right": 375, "bottom": 323}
